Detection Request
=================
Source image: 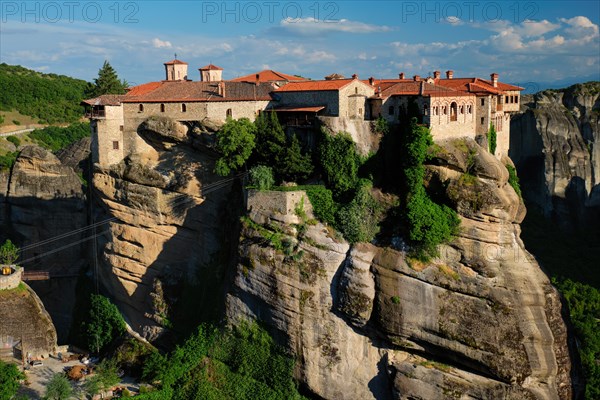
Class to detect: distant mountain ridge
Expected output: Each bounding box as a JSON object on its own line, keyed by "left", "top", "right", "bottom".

{"left": 0, "top": 63, "right": 90, "bottom": 124}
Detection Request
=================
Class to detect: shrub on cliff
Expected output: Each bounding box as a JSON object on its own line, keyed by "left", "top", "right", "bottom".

{"left": 0, "top": 151, "right": 17, "bottom": 171}
{"left": 317, "top": 129, "right": 360, "bottom": 197}
{"left": 215, "top": 117, "right": 256, "bottom": 176}
{"left": 249, "top": 165, "right": 274, "bottom": 190}
{"left": 336, "top": 180, "right": 382, "bottom": 243}
{"left": 0, "top": 239, "right": 19, "bottom": 265}
{"left": 402, "top": 119, "right": 460, "bottom": 258}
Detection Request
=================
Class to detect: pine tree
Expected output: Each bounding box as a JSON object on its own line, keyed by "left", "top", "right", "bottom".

{"left": 88, "top": 61, "right": 128, "bottom": 97}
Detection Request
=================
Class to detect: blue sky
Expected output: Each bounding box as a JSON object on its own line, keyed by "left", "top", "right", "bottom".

{"left": 1, "top": 1, "right": 599, "bottom": 90}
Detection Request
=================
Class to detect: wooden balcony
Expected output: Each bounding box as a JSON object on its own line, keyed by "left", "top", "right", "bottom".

{"left": 85, "top": 109, "right": 106, "bottom": 119}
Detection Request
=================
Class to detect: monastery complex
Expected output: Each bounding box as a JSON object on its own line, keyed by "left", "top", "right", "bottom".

{"left": 83, "top": 59, "right": 523, "bottom": 167}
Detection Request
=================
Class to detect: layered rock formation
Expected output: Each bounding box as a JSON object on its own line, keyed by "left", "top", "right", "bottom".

{"left": 0, "top": 144, "right": 87, "bottom": 341}
{"left": 226, "top": 138, "right": 573, "bottom": 399}
{"left": 0, "top": 282, "right": 58, "bottom": 358}
{"left": 92, "top": 117, "right": 239, "bottom": 340}
{"left": 510, "top": 82, "right": 600, "bottom": 226}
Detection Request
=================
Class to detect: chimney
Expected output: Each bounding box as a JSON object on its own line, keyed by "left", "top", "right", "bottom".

{"left": 218, "top": 81, "right": 226, "bottom": 97}
{"left": 433, "top": 70, "right": 441, "bottom": 79}
{"left": 491, "top": 73, "right": 498, "bottom": 87}
{"left": 369, "top": 77, "right": 374, "bottom": 86}
{"left": 255, "top": 73, "right": 260, "bottom": 83}
{"left": 413, "top": 75, "right": 420, "bottom": 81}
{"left": 352, "top": 73, "right": 358, "bottom": 79}
{"left": 419, "top": 81, "right": 425, "bottom": 95}
{"left": 377, "top": 86, "right": 381, "bottom": 97}
{"left": 446, "top": 70, "right": 453, "bottom": 79}
{"left": 399, "top": 72, "right": 405, "bottom": 79}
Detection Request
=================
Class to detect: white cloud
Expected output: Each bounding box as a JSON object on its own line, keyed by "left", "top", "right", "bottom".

{"left": 152, "top": 38, "right": 172, "bottom": 48}
{"left": 445, "top": 16, "right": 463, "bottom": 26}
{"left": 278, "top": 17, "right": 392, "bottom": 35}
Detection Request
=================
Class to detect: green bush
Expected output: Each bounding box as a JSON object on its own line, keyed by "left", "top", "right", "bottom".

{"left": 402, "top": 119, "right": 460, "bottom": 258}
{"left": 318, "top": 130, "right": 360, "bottom": 197}
{"left": 12, "top": 119, "right": 20, "bottom": 125}
{"left": 336, "top": 180, "right": 382, "bottom": 243}
{"left": 375, "top": 116, "right": 389, "bottom": 135}
{"left": 83, "top": 294, "right": 126, "bottom": 353}
{"left": 249, "top": 165, "right": 274, "bottom": 190}
{"left": 215, "top": 118, "right": 256, "bottom": 176}
{"left": 6, "top": 135, "right": 19, "bottom": 147}
{"left": 0, "top": 359, "right": 24, "bottom": 400}
{"left": 29, "top": 122, "right": 90, "bottom": 151}
{"left": 506, "top": 164, "right": 521, "bottom": 198}
{"left": 139, "top": 322, "right": 305, "bottom": 400}
{"left": 488, "top": 123, "right": 497, "bottom": 155}
{"left": 0, "top": 115, "right": 4, "bottom": 124}
{"left": 553, "top": 279, "right": 600, "bottom": 398}
{"left": 0, "top": 151, "right": 18, "bottom": 171}
{"left": 0, "top": 239, "right": 19, "bottom": 265}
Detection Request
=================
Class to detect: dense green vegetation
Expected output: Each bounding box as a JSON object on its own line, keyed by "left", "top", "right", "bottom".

{"left": 336, "top": 180, "right": 382, "bottom": 243}
{"left": 506, "top": 164, "right": 522, "bottom": 198}
{"left": 28, "top": 122, "right": 90, "bottom": 152}
{"left": 317, "top": 130, "right": 360, "bottom": 197}
{"left": 215, "top": 118, "right": 256, "bottom": 176}
{"left": 138, "top": 322, "right": 305, "bottom": 399}
{"left": 402, "top": 119, "right": 460, "bottom": 258}
{"left": 0, "top": 239, "right": 19, "bottom": 265}
{"left": 488, "top": 123, "right": 497, "bottom": 155}
{"left": 553, "top": 279, "right": 600, "bottom": 399}
{"left": 83, "top": 294, "right": 126, "bottom": 353}
{"left": 253, "top": 111, "right": 313, "bottom": 182}
{"left": 85, "top": 359, "right": 121, "bottom": 396}
{"left": 0, "top": 63, "right": 89, "bottom": 124}
{"left": 249, "top": 165, "right": 275, "bottom": 190}
{"left": 6, "top": 136, "right": 20, "bottom": 147}
{"left": 87, "top": 61, "right": 128, "bottom": 98}
{"left": 0, "top": 151, "right": 18, "bottom": 171}
{"left": 44, "top": 373, "right": 73, "bottom": 400}
{"left": 0, "top": 359, "right": 24, "bottom": 400}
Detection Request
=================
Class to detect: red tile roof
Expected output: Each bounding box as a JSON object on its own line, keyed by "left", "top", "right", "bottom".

{"left": 164, "top": 59, "right": 188, "bottom": 65}
{"left": 199, "top": 64, "right": 223, "bottom": 70}
{"left": 121, "top": 81, "right": 274, "bottom": 103}
{"left": 274, "top": 78, "right": 372, "bottom": 92}
{"left": 435, "top": 78, "right": 523, "bottom": 94}
{"left": 374, "top": 81, "right": 470, "bottom": 98}
{"left": 126, "top": 81, "right": 163, "bottom": 96}
{"left": 273, "top": 105, "right": 326, "bottom": 112}
{"left": 230, "top": 70, "right": 307, "bottom": 83}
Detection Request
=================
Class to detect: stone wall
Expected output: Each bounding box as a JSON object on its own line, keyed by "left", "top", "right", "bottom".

{"left": 0, "top": 266, "right": 21, "bottom": 290}
{"left": 428, "top": 95, "right": 477, "bottom": 140}
{"left": 276, "top": 90, "right": 341, "bottom": 115}
{"left": 92, "top": 105, "right": 124, "bottom": 167}
{"left": 247, "top": 189, "right": 313, "bottom": 225}
{"left": 338, "top": 80, "right": 375, "bottom": 119}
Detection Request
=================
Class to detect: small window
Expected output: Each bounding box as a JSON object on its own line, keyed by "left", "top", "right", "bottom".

{"left": 467, "top": 105, "right": 472, "bottom": 114}
{"left": 442, "top": 106, "right": 447, "bottom": 115}
{"left": 481, "top": 98, "right": 485, "bottom": 106}
{"left": 481, "top": 117, "right": 485, "bottom": 125}
{"left": 515, "top": 96, "right": 519, "bottom": 104}
{"left": 358, "top": 108, "right": 363, "bottom": 116}
{"left": 226, "top": 108, "right": 232, "bottom": 118}
{"left": 112, "top": 141, "right": 119, "bottom": 150}
{"left": 119, "top": 125, "right": 123, "bottom": 131}
{"left": 505, "top": 95, "right": 509, "bottom": 103}
{"left": 355, "top": 87, "right": 358, "bottom": 94}
{"left": 388, "top": 106, "right": 394, "bottom": 115}
{"left": 160, "top": 104, "right": 165, "bottom": 112}
{"left": 181, "top": 103, "right": 187, "bottom": 112}
{"left": 423, "top": 105, "right": 428, "bottom": 115}
{"left": 139, "top": 104, "right": 144, "bottom": 112}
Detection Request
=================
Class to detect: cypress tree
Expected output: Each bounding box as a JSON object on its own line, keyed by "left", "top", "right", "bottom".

{"left": 88, "top": 61, "right": 128, "bottom": 97}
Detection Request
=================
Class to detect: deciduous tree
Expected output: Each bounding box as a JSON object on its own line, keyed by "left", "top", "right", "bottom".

{"left": 215, "top": 118, "right": 256, "bottom": 176}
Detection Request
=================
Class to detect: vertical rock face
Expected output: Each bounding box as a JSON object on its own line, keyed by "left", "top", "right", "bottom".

{"left": 0, "top": 144, "right": 87, "bottom": 342}
{"left": 226, "top": 139, "right": 573, "bottom": 399}
{"left": 92, "top": 119, "right": 239, "bottom": 340}
{"left": 510, "top": 83, "right": 600, "bottom": 226}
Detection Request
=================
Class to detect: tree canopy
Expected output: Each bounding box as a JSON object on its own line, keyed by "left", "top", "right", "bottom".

{"left": 83, "top": 294, "right": 126, "bottom": 353}
{"left": 0, "top": 239, "right": 19, "bottom": 265}
{"left": 0, "top": 360, "right": 24, "bottom": 400}
{"left": 44, "top": 373, "right": 73, "bottom": 400}
{"left": 87, "top": 61, "right": 128, "bottom": 98}
{"left": 215, "top": 117, "right": 256, "bottom": 176}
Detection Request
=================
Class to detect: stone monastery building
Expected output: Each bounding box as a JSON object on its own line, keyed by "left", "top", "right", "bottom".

{"left": 83, "top": 59, "right": 523, "bottom": 167}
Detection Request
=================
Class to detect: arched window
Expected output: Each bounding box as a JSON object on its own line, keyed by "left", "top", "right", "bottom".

{"left": 450, "top": 102, "right": 457, "bottom": 121}
{"left": 181, "top": 103, "right": 187, "bottom": 112}
{"left": 459, "top": 105, "right": 464, "bottom": 114}
{"left": 160, "top": 104, "right": 165, "bottom": 112}
{"left": 139, "top": 104, "right": 144, "bottom": 112}
{"left": 442, "top": 105, "right": 447, "bottom": 115}
{"left": 467, "top": 104, "right": 472, "bottom": 114}
{"left": 433, "top": 106, "right": 438, "bottom": 116}
{"left": 226, "top": 108, "right": 232, "bottom": 118}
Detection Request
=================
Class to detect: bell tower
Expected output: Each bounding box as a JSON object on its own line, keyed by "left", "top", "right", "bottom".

{"left": 164, "top": 55, "right": 188, "bottom": 81}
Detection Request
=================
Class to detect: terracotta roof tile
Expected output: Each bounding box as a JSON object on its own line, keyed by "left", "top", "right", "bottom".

{"left": 274, "top": 78, "right": 372, "bottom": 92}
{"left": 373, "top": 81, "right": 469, "bottom": 98}
{"left": 121, "top": 81, "right": 274, "bottom": 103}
{"left": 230, "top": 70, "right": 307, "bottom": 83}
{"left": 199, "top": 64, "right": 223, "bottom": 70}
{"left": 164, "top": 59, "right": 188, "bottom": 65}
{"left": 273, "top": 105, "right": 326, "bottom": 112}
{"left": 126, "top": 82, "right": 164, "bottom": 96}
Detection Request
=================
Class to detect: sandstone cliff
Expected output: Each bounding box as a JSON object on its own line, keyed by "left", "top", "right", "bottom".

{"left": 510, "top": 82, "right": 600, "bottom": 227}
{"left": 0, "top": 144, "right": 87, "bottom": 341}
{"left": 226, "top": 138, "right": 573, "bottom": 399}
{"left": 92, "top": 117, "right": 240, "bottom": 340}
{"left": 0, "top": 283, "right": 58, "bottom": 358}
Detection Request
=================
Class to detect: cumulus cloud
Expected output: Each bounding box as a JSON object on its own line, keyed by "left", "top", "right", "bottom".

{"left": 152, "top": 38, "right": 172, "bottom": 48}
{"left": 445, "top": 16, "right": 463, "bottom": 26}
